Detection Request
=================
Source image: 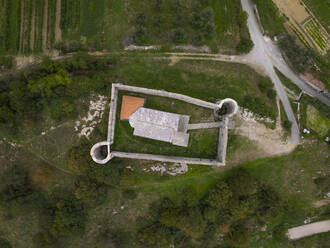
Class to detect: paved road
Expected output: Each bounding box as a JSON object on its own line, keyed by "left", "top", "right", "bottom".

{"left": 287, "top": 220, "right": 330, "bottom": 240}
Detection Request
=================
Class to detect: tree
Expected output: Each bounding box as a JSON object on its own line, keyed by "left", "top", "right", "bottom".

{"left": 279, "top": 35, "right": 313, "bottom": 73}
{"left": 226, "top": 225, "right": 250, "bottom": 247}
{"left": 160, "top": 207, "right": 207, "bottom": 239}
{"left": 204, "top": 181, "right": 232, "bottom": 209}
{"left": 179, "top": 185, "right": 199, "bottom": 207}
{"left": 28, "top": 69, "right": 72, "bottom": 98}
{"left": 226, "top": 167, "right": 258, "bottom": 197}
{"left": 49, "top": 197, "right": 87, "bottom": 238}
{"left": 0, "top": 165, "right": 40, "bottom": 213}
{"left": 236, "top": 37, "right": 254, "bottom": 53}
{"left": 136, "top": 223, "right": 172, "bottom": 248}
{"left": 73, "top": 176, "right": 107, "bottom": 207}
{"left": 238, "top": 11, "right": 248, "bottom": 27}
{"left": 172, "top": 28, "right": 185, "bottom": 43}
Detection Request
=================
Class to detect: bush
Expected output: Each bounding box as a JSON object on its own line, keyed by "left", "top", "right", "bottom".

{"left": 122, "top": 189, "right": 137, "bottom": 200}
{"left": 267, "top": 89, "right": 276, "bottom": 99}
{"left": 54, "top": 40, "right": 84, "bottom": 54}
{"left": 273, "top": 224, "right": 288, "bottom": 242}
{"left": 0, "top": 56, "right": 14, "bottom": 70}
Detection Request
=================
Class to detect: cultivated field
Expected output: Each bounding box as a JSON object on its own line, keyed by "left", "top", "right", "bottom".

{"left": 0, "top": 0, "right": 61, "bottom": 54}
{"left": 271, "top": 0, "right": 330, "bottom": 54}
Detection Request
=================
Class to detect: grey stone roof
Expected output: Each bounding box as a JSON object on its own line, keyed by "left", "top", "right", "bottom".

{"left": 129, "top": 107, "right": 190, "bottom": 147}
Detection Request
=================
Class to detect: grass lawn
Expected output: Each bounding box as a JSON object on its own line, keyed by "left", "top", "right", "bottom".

{"left": 111, "top": 55, "right": 278, "bottom": 120}
{"left": 300, "top": 94, "right": 330, "bottom": 138}
{"left": 306, "top": 105, "right": 330, "bottom": 137}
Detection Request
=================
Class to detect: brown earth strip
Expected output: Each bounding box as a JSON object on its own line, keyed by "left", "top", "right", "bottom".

{"left": 55, "top": 0, "right": 62, "bottom": 43}
{"left": 19, "top": 0, "right": 24, "bottom": 53}
{"left": 30, "top": 0, "right": 36, "bottom": 51}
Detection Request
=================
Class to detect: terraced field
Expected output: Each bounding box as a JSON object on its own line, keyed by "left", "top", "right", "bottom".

{"left": 304, "top": 19, "right": 330, "bottom": 52}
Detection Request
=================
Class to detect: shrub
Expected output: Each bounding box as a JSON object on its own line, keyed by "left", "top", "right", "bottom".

{"left": 172, "top": 28, "right": 185, "bottom": 43}
{"left": 238, "top": 11, "right": 248, "bottom": 27}
{"left": 136, "top": 223, "right": 172, "bottom": 248}
{"left": 267, "top": 89, "right": 276, "bottom": 99}
{"left": 54, "top": 40, "right": 84, "bottom": 54}
{"left": 0, "top": 238, "right": 12, "bottom": 248}
{"left": 283, "top": 120, "right": 292, "bottom": 131}
{"left": 73, "top": 176, "right": 107, "bottom": 207}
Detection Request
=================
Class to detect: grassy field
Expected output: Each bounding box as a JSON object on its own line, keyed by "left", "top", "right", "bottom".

{"left": 303, "top": 0, "right": 330, "bottom": 33}
{"left": 306, "top": 105, "right": 330, "bottom": 137}
{"left": 300, "top": 95, "right": 330, "bottom": 139}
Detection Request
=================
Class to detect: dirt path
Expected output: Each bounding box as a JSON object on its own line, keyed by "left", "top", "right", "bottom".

{"left": 313, "top": 198, "right": 330, "bottom": 208}
{"left": 19, "top": 0, "right": 24, "bottom": 53}
{"left": 234, "top": 106, "right": 296, "bottom": 156}
{"left": 42, "top": 0, "right": 48, "bottom": 52}
{"left": 55, "top": 0, "right": 62, "bottom": 43}
{"left": 287, "top": 220, "right": 330, "bottom": 240}
{"left": 30, "top": 0, "right": 36, "bottom": 51}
